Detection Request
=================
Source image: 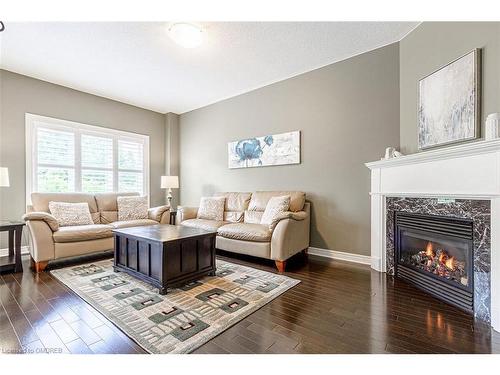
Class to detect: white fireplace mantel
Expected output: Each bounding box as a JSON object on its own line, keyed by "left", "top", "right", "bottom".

{"left": 365, "top": 139, "right": 500, "bottom": 332}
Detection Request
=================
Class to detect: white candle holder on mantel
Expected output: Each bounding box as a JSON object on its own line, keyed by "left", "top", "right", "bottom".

{"left": 485, "top": 113, "right": 500, "bottom": 140}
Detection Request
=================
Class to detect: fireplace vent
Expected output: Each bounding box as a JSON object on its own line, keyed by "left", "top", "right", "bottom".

{"left": 395, "top": 214, "right": 473, "bottom": 239}
{"left": 395, "top": 212, "right": 474, "bottom": 314}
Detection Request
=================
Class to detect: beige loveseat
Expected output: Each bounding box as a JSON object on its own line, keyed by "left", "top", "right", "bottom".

{"left": 177, "top": 191, "right": 310, "bottom": 272}
{"left": 23, "top": 192, "right": 170, "bottom": 272}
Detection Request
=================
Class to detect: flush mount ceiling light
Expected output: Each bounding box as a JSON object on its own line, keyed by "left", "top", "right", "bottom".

{"left": 168, "top": 23, "right": 204, "bottom": 49}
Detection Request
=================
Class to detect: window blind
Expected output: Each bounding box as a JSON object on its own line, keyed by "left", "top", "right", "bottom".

{"left": 26, "top": 114, "right": 149, "bottom": 200}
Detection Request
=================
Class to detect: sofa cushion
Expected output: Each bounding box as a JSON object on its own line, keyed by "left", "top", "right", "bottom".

{"left": 48, "top": 202, "right": 94, "bottom": 227}
{"left": 223, "top": 211, "right": 244, "bottom": 223}
{"left": 110, "top": 219, "right": 158, "bottom": 229}
{"left": 214, "top": 192, "right": 251, "bottom": 223}
{"left": 248, "top": 191, "right": 305, "bottom": 212}
{"left": 100, "top": 211, "right": 118, "bottom": 224}
{"left": 94, "top": 192, "right": 139, "bottom": 212}
{"left": 217, "top": 223, "right": 272, "bottom": 242}
{"left": 117, "top": 196, "right": 149, "bottom": 221}
{"left": 181, "top": 218, "right": 226, "bottom": 232}
{"left": 214, "top": 192, "right": 251, "bottom": 211}
{"left": 261, "top": 196, "right": 291, "bottom": 225}
{"left": 31, "top": 193, "right": 100, "bottom": 223}
{"left": 197, "top": 197, "right": 225, "bottom": 221}
{"left": 244, "top": 210, "right": 263, "bottom": 224}
{"left": 53, "top": 224, "right": 113, "bottom": 243}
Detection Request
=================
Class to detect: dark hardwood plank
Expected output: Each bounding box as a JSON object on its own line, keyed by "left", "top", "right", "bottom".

{"left": 50, "top": 319, "right": 80, "bottom": 343}
{"left": 65, "top": 338, "right": 93, "bottom": 354}
{"left": 21, "top": 339, "right": 46, "bottom": 354}
{"left": 192, "top": 340, "right": 230, "bottom": 354}
{"left": 23, "top": 308, "right": 70, "bottom": 354}
{"left": 68, "top": 320, "right": 103, "bottom": 346}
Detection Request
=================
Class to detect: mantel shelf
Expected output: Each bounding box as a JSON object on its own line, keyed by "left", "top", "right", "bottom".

{"left": 365, "top": 139, "right": 500, "bottom": 169}
{"left": 369, "top": 192, "right": 500, "bottom": 199}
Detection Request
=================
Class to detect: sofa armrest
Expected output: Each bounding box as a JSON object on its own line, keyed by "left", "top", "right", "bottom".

{"left": 22, "top": 212, "right": 59, "bottom": 232}
{"left": 25, "top": 220, "right": 56, "bottom": 263}
{"left": 270, "top": 203, "right": 310, "bottom": 261}
{"left": 176, "top": 206, "right": 199, "bottom": 224}
{"left": 269, "top": 210, "right": 308, "bottom": 230}
{"left": 148, "top": 205, "right": 170, "bottom": 223}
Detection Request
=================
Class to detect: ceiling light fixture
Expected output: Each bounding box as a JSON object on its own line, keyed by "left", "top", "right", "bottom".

{"left": 168, "top": 23, "right": 204, "bottom": 49}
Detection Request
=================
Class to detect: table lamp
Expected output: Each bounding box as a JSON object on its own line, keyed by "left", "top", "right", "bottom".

{"left": 161, "top": 175, "right": 179, "bottom": 207}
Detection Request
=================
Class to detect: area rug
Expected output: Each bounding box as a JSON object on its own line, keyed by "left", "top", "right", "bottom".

{"left": 51, "top": 259, "right": 300, "bottom": 354}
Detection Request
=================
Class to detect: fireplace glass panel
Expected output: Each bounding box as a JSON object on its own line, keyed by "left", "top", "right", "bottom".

{"left": 398, "top": 229, "right": 472, "bottom": 290}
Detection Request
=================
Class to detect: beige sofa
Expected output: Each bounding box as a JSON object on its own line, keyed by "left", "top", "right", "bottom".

{"left": 177, "top": 191, "right": 310, "bottom": 272}
{"left": 23, "top": 192, "right": 170, "bottom": 272}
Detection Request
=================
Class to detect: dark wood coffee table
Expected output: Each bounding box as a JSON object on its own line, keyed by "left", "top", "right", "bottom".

{"left": 113, "top": 224, "right": 217, "bottom": 294}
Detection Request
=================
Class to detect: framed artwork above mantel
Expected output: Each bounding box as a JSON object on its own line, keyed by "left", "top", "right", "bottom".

{"left": 418, "top": 48, "right": 481, "bottom": 150}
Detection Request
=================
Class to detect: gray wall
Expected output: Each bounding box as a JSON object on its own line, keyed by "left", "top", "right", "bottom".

{"left": 165, "top": 112, "right": 180, "bottom": 207}
{"left": 179, "top": 43, "right": 400, "bottom": 256}
{"left": 400, "top": 22, "right": 500, "bottom": 154}
{"left": 0, "top": 70, "right": 166, "bottom": 246}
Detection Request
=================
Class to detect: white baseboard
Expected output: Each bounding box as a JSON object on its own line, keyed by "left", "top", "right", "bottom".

{"left": 308, "top": 247, "right": 371, "bottom": 265}
{"left": 0, "top": 246, "right": 30, "bottom": 257}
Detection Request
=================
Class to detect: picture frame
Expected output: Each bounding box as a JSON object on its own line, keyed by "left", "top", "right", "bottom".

{"left": 418, "top": 49, "right": 481, "bottom": 150}
{"left": 228, "top": 130, "right": 301, "bottom": 169}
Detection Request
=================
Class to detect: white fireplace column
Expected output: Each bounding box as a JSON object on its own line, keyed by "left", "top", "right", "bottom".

{"left": 366, "top": 139, "right": 500, "bottom": 332}
{"left": 369, "top": 170, "right": 386, "bottom": 273}
{"left": 491, "top": 197, "right": 500, "bottom": 330}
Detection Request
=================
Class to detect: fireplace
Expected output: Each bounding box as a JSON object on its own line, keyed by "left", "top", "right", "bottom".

{"left": 395, "top": 212, "right": 474, "bottom": 314}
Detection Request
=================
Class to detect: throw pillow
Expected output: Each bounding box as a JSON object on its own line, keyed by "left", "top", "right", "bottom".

{"left": 117, "top": 196, "right": 149, "bottom": 221}
{"left": 260, "top": 195, "right": 291, "bottom": 226}
{"left": 197, "top": 197, "right": 226, "bottom": 221}
{"left": 48, "top": 202, "right": 94, "bottom": 227}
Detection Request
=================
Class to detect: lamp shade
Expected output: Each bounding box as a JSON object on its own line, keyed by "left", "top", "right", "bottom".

{"left": 0, "top": 167, "right": 9, "bottom": 187}
{"left": 161, "top": 175, "right": 179, "bottom": 189}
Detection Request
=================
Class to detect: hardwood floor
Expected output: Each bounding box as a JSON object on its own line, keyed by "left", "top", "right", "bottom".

{"left": 1, "top": 251, "right": 499, "bottom": 354}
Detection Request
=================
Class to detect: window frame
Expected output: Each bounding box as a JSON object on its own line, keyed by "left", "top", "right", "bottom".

{"left": 25, "top": 113, "right": 150, "bottom": 205}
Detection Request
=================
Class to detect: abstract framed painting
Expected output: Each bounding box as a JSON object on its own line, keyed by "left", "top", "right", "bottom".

{"left": 228, "top": 131, "right": 300, "bottom": 169}
{"left": 418, "top": 49, "right": 481, "bottom": 150}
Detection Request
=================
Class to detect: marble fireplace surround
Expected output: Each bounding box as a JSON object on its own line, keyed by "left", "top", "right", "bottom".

{"left": 386, "top": 197, "right": 490, "bottom": 322}
{"left": 366, "top": 139, "right": 500, "bottom": 332}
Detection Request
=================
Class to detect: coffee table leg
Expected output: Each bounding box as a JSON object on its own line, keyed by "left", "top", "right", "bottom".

{"left": 14, "top": 227, "right": 23, "bottom": 273}
{"left": 159, "top": 287, "right": 168, "bottom": 295}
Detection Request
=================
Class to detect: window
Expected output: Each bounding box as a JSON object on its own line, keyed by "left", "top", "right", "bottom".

{"left": 26, "top": 114, "right": 149, "bottom": 202}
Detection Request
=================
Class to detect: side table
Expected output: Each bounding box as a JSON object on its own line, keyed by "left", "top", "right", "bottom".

{"left": 0, "top": 221, "right": 25, "bottom": 273}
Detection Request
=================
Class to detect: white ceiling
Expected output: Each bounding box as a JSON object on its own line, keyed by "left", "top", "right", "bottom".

{"left": 0, "top": 22, "right": 419, "bottom": 114}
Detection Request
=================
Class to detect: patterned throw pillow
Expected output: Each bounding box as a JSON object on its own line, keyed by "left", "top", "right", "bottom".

{"left": 260, "top": 196, "right": 291, "bottom": 226}
{"left": 197, "top": 197, "right": 226, "bottom": 221}
{"left": 48, "top": 202, "right": 94, "bottom": 227}
{"left": 117, "top": 196, "right": 149, "bottom": 221}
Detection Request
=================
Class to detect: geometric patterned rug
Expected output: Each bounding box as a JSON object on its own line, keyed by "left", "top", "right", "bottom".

{"left": 51, "top": 259, "right": 300, "bottom": 354}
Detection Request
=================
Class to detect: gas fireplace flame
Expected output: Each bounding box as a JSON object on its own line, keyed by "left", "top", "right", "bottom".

{"left": 445, "top": 256, "right": 456, "bottom": 271}
{"left": 407, "top": 241, "right": 467, "bottom": 286}
{"left": 425, "top": 242, "right": 434, "bottom": 258}
{"left": 422, "top": 242, "right": 457, "bottom": 271}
